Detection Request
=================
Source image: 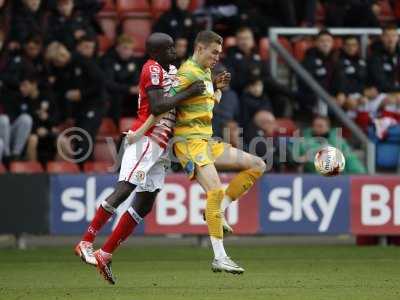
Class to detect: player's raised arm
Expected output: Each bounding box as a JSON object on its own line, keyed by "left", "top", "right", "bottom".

{"left": 147, "top": 80, "right": 205, "bottom": 116}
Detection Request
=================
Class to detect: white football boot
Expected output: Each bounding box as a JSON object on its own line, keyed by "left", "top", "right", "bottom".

{"left": 211, "top": 256, "right": 245, "bottom": 274}
{"left": 74, "top": 241, "right": 97, "bottom": 266}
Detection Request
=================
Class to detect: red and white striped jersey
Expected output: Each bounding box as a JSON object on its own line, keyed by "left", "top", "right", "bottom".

{"left": 131, "top": 59, "right": 178, "bottom": 148}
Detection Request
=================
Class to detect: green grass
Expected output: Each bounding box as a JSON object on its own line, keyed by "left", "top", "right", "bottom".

{"left": 0, "top": 245, "right": 400, "bottom": 300}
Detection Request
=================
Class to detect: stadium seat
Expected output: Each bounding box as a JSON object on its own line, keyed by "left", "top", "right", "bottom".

{"left": 10, "top": 161, "right": 44, "bottom": 173}
{"left": 276, "top": 118, "right": 298, "bottom": 136}
{"left": 83, "top": 161, "right": 114, "bottom": 173}
{"left": 117, "top": 0, "right": 150, "bottom": 14}
{"left": 334, "top": 37, "right": 343, "bottom": 49}
{"left": 97, "top": 118, "right": 119, "bottom": 141}
{"left": 98, "top": 0, "right": 117, "bottom": 17}
{"left": 188, "top": 0, "right": 203, "bottom": 12}
{"left": 119, "top": 117, "right": 135, "bottom": 132}
{"left": 98, "top": 35, "right": 114, "bottom": 54}
{"left": 122, "top": 17, "right": 152, "bottom": 56}
{"left": 293, "top": 39, "right": 313, "bottom": 61}
{"left": 0, "top": 164, "right": 6, "bottom": 173}
{"left": 98, "top": 17, "right": 118, "bottom": 41}
{"left": 47, "top": 161, "right": 80, "bottom": 173}
{"left": 94, "top": 141, "right": 116, "bottom": 163}
{"left": 152, "top": 0, "right": 171, "bottom": 13}
{"left": 259, "top": 38, "right": 270, "bottom": 61}
{"left": 279, "top": 37, "right": 292, "bottom": 55}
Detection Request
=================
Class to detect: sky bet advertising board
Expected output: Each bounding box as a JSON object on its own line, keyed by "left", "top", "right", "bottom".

{"left": 50, "top": 173, "right": 351, "bottom": 235}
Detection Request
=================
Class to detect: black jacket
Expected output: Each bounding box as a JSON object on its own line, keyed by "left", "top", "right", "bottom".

{"left": 333, "top": 50, "right": 368, "bottom": 95}
{"left": 46, "top": 11, "right": 95, "bottom": 50}
{"left": 368, "top": 41, "right": 400, "bottom": 93}
{"left": 100, "top": 48, "right": 142, "bottom": 96}
{"left": 152, "top": 0, "right": 198, "bottom": 41}
{"left": 299, "top": 47, "right": 337, "bottom": 95}
{"left": 50, "top": 54, "right": 105, "bottom": 120}
{"left": 240, "top": 91, "right": 273, "bottom": 127}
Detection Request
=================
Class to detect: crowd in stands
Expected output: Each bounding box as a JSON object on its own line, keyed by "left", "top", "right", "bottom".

{"left": 0, "top": 0, "right": 399, "bottom": 173}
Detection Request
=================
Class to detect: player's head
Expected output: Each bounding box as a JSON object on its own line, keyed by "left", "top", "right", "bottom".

{"left": 193, "top": 30, "right": 223, "bottom": 69}
{"left": 146, "top": 32, "right": 176, "bottom": 68}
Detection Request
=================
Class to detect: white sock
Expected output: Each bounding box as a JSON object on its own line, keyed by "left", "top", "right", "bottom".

{"left": 220, "top": 195, "right": 233, "bottom": 212}
{"left": 210, "top": 236, "right": 227, "bottom": 260}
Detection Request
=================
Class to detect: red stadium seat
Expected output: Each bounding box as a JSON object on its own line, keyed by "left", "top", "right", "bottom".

{"left": 98, "top": 17, "right": 118, "bottom": 41}
{"left": 94, "top": 141, "right": 116, "bottom": 163}
{"left": 98, "top": 118, "right": 118, "bottom": 136}
{"left": 152, "top": 0, "right": 171, "bottom": 12}
{"left": 188, "top": 0, "right": 203, "bottom": 12}
{"left": 119, "top": 117, "right": 135, "bottom": 132}
{"left": 98, "top": 35, "right": 114, "bottom": 54}
{"left": 0, "top": 164, "right": 6, "bottom": 173}
{"left": 293, "top": 39, "right": 313, "bottom": 61}
{"left": 98, "top": 0, "right": 117, "bottom": 17}
{"left": 279, "top": 37, "right": 292, "bottom": 55}
{"left": 122, "top": 16, "right": 152, "bottom": 56}
{"left": 276, "top": 118, "right": 298, "bottom": 136}
{"left": 47, "top": 161, "right": 80, "bottom": 173}
{"left": 10, "top": 161, "right": 44, "bottom": 173}
{"left": 117, "top": 0, "right": 150, "bottom": 14}
{"left": 259, "top": 38, "right": 270, "bottom": 61}
{"left": 334, "top": 37, "right": 343, "bottom": 49}
{"left": 84, "top": 161, "right": 114, "bottom": 173}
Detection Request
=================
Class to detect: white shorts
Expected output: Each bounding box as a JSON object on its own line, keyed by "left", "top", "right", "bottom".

{"left": 118, "top": 136, "right": 168, "bottom": 192}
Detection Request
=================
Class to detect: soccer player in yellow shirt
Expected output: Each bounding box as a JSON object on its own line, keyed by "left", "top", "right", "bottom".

{"left": 172, "top": 31, "right": 266, "bottom": 274}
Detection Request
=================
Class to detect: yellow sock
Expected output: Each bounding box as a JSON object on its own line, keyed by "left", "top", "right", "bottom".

{"left": 206, "top": 188, "right": 224, "bottom": 239}
{"left": 225, "top": 168, "right": 263, "bottom": 201}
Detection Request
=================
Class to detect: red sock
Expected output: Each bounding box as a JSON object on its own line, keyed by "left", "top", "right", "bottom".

{"left": 82, "top": 205, "right": 113, "bottom": 243}
{"left": 102, "top": 212, "right": 137, "bottom": 254}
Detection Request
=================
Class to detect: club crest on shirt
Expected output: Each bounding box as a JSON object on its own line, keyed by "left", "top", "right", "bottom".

{"left": 133, "top": 170, "right": 145, "bottom": 182}
{"left": 150, "top": 65, "right": 161, "bottom": 85}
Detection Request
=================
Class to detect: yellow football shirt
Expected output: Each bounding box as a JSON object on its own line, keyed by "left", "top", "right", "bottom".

{"left": 172, "top": 57, "right": 216, "bottom": 139}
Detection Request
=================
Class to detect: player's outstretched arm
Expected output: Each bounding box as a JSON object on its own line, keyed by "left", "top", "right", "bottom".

{"left": 147, "top": 80, "right": 206, "bottom": 116}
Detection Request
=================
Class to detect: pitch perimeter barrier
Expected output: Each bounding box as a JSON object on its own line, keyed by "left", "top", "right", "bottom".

{"left": 1, "top": 174, "right": 400, "bottom": 236}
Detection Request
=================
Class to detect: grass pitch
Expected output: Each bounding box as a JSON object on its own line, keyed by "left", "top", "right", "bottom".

{"left": 0, "top": 244, "right": 399, "bottom": 300}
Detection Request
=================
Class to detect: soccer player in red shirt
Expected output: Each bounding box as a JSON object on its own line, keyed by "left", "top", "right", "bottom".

{"left": 74, "top": 33, "right": 205, "bottom": 284}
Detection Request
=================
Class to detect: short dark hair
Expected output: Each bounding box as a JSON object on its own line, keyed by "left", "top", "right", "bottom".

{"left": 194, "top": 30, "right": 223, "bottom": 47}
{"left": 343, "top": 35, "right": 359, "bottom": 42}
{"left": 316, "top": 29, "right": 333, "bottom": 39}
{"left": 382, "top": 23, "right": 398, "bottom": 33}
{"left": 76, "top": 34, "right": 96, "bottom": 45}
{"left": 24, "top": 33, "right": 43, "bottom": 45}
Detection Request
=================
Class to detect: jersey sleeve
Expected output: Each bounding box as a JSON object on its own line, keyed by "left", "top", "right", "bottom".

{"left": 170, "top": 67, "right": 196, "bottom": 96}
{"left": 143, "top": 63, "right": 164, "bottom": 90}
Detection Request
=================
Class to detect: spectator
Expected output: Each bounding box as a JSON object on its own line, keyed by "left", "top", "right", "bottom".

{"left": 100, "top": 34, "right": 142, "bottom": 125}
{"left": 75, "top": 34, "right": 97, "bottom": 59}
{"left": 298, "top": 29, "right": 337, "bottom": 116}
{"left": 333, "top": 35, "right": 368, "bottom": 110}
{"left": 46, "top": 0, "right": 96, "bottom": 50}
{"left": 16, "top": 74, "right": 60, "bottom": 162}
{"left": 153, "top": 0, "right": 198, "bottom": 43}
{"left": 368, "top": 24, "right": 400, "bottom": 93}
{"left": 224, "top": 27, "right": 293, "bottom": 117}
{"left": 247, "top": 110, "right": 296, "bottom": 172}
{"left": 46, "top": 41, "right": 105, "bottom": 162}
{"left": 8, "top": 0, "right": 46, "bottom": 50}
{"left": 174, "top": 36, "right": 189, "bottom": 68}
{"left": 240, "top": 75, "right": 273, "bottom": 132}
{"left": 296, "top": 115, "right": 366, "bottom": 174}
{"left": 0, "top": 89, "right": 33, "bottom": 161}
{"left": 0, "top": 0, "right": 11, "bottom": 38}
{"left": 211, "top": 64, "right": 240, "bottom": 139}
{"left": 0, "top": 33, "right": 46, "bottom": 96}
